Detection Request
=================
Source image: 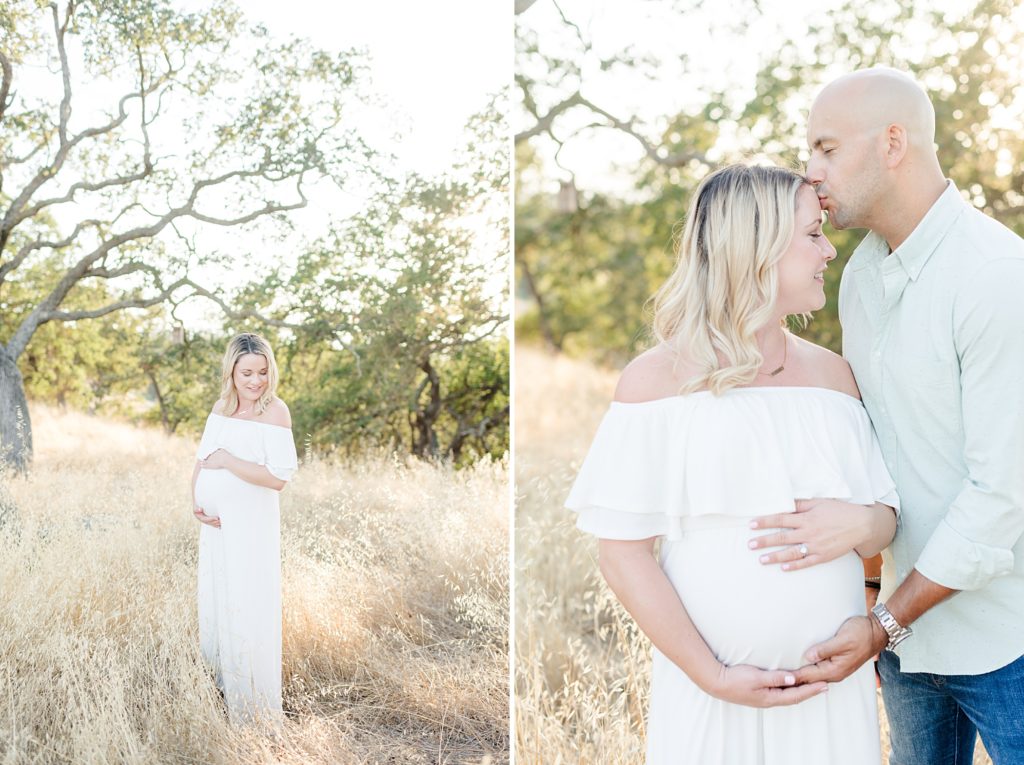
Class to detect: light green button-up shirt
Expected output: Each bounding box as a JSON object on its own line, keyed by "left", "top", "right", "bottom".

{"left": 839, "top": 180, "right": 1024, "bottom": 674}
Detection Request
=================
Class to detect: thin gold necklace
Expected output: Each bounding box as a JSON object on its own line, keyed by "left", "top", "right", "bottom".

{"left": 758, "top": 335, "right": 788, "bottom": 377}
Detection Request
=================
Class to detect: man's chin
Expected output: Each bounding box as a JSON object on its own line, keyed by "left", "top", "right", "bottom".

{"left": 827, "top": 214, "right": 871, "bottom": 232}
{"left": 824, "top": 211, "right": 846, "bottom": 230}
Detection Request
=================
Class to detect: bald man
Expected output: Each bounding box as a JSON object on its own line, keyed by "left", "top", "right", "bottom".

{"left": 799, "top": 67, "right": 1024, "bottom": 764}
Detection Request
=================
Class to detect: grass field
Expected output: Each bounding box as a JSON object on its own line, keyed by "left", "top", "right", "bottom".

{"left": 1, "top": 404, "right": 508, "bottom": 765}
{"left": 513, "top": 345, "right": 992, "bottom": 765}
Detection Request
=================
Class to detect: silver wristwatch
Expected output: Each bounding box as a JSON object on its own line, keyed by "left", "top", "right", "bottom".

{"left": 871, "top": 602, "right": 913, "bottom": 651}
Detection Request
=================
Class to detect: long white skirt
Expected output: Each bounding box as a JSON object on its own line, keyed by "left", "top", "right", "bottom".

{"left": 196, "top": 468, "right": 282, "bottom": 725}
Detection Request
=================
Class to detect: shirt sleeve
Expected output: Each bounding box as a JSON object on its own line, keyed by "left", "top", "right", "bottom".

{"left": 915, "top": 258, "right": 1024, "bottom": 591}
{"left": 262, "top": 427, "right": 299, "bottom": 482}
{"left": 195, "top": 415, "right": 220, "bottom": 461}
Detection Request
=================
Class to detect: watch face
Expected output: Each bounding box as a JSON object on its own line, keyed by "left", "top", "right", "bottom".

{"left": 872, "top": 603, "right": 912, "bottom": 650}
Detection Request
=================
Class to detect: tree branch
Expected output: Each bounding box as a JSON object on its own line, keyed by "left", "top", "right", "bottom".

{"left": 180, "top": 280, "right": 308, "bottom": 331}
{"left": 517, "top": 87, "right": 709, "bottom": 168}
{"left": 517, "top": 3, "right": 710, "bottom": 170}
{"left": 0, "top": 218, "right": 109, "bottom": 285}
{"left": 15, "top": 165, "right": 156, "bottom": 226}
{"left": 0, "top": 50, "right": 12, "bottom": 124}
{"left": 579, "top": 94, "right": 709, "bottom": 167}
{"left": 552, "top": 0, "right": 588, "bottom": 52}
{"left": 514, "top": 89, "right": 586, "bottom": 143}
{"left": 43, "top": 277, "right": 193, "bottom": 322}
{"left": 52, "top": 1, "right": 74, "bottom": 148}
{"left": 1, "top": 45, "right": 172, "bottom": 245}
{"left": 82, "top": 260, "right": 158, "bottom": 281}
{"left": 4, "top": 136, "right": 52, "bottom": 168}
{"left": 4, "top": 169, "right": 310, "bottom": 359}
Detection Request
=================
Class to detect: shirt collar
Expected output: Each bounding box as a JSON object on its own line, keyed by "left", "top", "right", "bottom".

{"left": 847, "top": 180, "right": 967, "bottom": 278}
{"left": 890, "top": 180, "right": 967, "bottom": 280}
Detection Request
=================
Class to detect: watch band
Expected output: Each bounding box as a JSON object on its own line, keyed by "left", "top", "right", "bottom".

{"left": 871, "top": 602, "right": 913, "bottom": 651}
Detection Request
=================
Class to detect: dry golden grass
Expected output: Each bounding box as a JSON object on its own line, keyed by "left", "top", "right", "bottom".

{"left": 513, "top": 345, "right": 992, "bottom": 765}
{"left": 1, "top": 404, "right": 508, "bottom": 765}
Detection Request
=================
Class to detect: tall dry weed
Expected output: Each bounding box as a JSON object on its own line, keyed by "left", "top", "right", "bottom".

{"left": 1, "top": 404, "right": 508, "bottom": 764}
{"left": 513, "top": 345, "right": 991, "bottom": 765}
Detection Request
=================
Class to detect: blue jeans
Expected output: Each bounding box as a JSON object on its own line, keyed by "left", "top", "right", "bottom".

{"left": 879, "top": 650, "right": 1024, "bottom": 765}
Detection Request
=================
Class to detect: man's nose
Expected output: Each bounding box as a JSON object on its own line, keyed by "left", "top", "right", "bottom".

{"left": 805, "top": 156, "right": 823, "bottom": 187}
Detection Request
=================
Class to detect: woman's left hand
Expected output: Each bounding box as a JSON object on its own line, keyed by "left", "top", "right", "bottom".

{"left": 199, "top": 448, "right": 231, "bottom": 470}
{"left": 748, "top": 498, "right": 869, "bottom": 571}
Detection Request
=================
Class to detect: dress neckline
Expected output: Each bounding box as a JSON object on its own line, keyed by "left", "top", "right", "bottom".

{"left": 610, "top": 385, "right": 862, "bottom": 408}
{"left": 210, "top": 412, "right": 291, "bottom": 430}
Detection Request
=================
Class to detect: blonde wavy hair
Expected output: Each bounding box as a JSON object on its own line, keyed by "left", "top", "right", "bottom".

{"left": 651, "top": 163, "right": 809, "bottom": 395}
{"left": 218, "top": 333, "right": 279, "bottom": 416}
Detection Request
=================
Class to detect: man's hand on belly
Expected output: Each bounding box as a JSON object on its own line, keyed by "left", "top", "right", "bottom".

{"left": 791, "top": 615, "right": 888, "bottom": 685}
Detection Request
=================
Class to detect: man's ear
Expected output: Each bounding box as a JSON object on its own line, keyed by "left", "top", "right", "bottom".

{"left": 884, "top": 123, "right": 909, "bottom": 168}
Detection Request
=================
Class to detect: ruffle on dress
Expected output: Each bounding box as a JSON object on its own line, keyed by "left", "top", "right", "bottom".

{"left": 196, "top": 413, "right": 298, "bottom": 483}
{"left": 566, "top": 386, "right": 899, "bottom": 540}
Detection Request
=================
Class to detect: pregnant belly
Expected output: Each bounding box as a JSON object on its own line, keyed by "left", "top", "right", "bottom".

{"left": 663, "top": 516, "right": 865, "bottom": 670}
{"left": 194, "top": 469, "right": 268, "bottom": 517}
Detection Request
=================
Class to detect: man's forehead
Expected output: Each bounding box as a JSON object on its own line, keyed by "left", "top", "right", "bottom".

{"left": 808, "top": 94, "right": 862, "bottom": 144}
{"left": 806, "top": 106, "right": 837, "bottom": 147}
{"left": 809, "top": 92, "right": 849, "bottom": 125}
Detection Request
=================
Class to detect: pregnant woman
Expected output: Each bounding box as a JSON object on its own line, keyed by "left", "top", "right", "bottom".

{"left": 191, "top": 332, "right": 298, "bottom": 725}
{"left": 567, "top": 164, "right": 899, "bottom": 764}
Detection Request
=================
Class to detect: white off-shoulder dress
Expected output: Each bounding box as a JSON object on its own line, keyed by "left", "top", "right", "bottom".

{"left": 194, "top": 413, "right": 298, "bottom": 724}
{"left": 566, "top": 386, "right": 899, "bottom": 765}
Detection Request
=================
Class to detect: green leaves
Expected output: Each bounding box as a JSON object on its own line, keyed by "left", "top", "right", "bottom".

{"left": 516, "top": 0, "right": 1024, "bottom": 359}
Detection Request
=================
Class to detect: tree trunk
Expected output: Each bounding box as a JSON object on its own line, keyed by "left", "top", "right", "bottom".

{"left": 448, "top": 403, "right": 509, "bottom": 463}
{"left": 0, "top": 346, "right": 33, "bottom": 472}
{"left": 146, "top": 368, "right": 172, "bottom": 433}
{"left": 410, "top": 358, "right": 442, "bottom": 459}
{"left": 518, "top": 258, "right": 561, "bottom": 352}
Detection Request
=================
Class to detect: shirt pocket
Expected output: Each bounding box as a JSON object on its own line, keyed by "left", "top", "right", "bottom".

{"left": 893, "top": 352, "right": 961, "bottom": 440}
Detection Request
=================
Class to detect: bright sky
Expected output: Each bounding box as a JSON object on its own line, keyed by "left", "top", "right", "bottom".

{"left": 6, "top": 2, "right": 509, "bottom": 331}
{"left": 169, "top": 0, "right": 511, "bottom": 324}
{"left": 517, "top": 0, "right": 988, "bottom": 196}
{"left": 235, "top": 0, "right": 508, "bottom": 178}
{"left": 8, "top": 1, "right": 508, "bottom": 328}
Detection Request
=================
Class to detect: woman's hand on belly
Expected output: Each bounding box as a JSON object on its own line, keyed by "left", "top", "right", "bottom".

{"left": 709, "top": 663, "right": 828, "bottom": 708}
{"left": 193, "top": 505, "right": 221, "bottom": 529}
{"left": 748, "top": 498, "right": 896, "bottom": 570}
{"left": 199, "top": 448, "right": 231, "bottom": 470}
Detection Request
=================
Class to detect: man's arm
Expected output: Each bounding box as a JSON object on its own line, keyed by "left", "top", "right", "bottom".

{"left": 793, "top": 570, "right": 956, "bottom": 684}
{"left": 796, "top": 257, "right": 1024, "bottom": 683}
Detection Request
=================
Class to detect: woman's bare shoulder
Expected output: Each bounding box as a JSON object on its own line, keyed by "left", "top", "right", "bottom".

{"left": 613, "top": 344, "right": 694, "bottom": 403}
{"left": 210, "top": 398, "right": 227, "bottom": 415}
{"left": 260, "top": 397, "right": 292, "bottom": 428}
{"left": 791, "top": 335, "right": 861, "bottom": 399}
